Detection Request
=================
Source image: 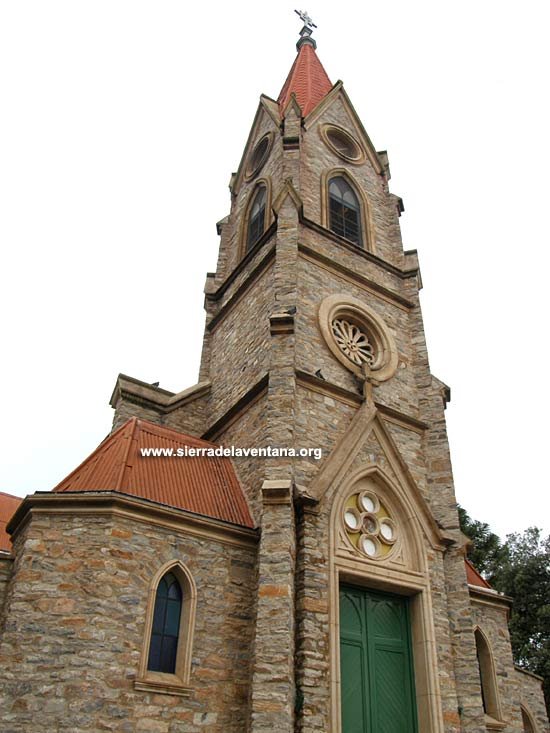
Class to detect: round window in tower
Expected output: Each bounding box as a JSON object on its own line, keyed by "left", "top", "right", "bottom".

{"left": 245, "top": 133, "right": 273, "bottom": 180}
{"left": 319, "top": 295, "right": 399, "bottom": 382}
{"left": 320, "top": 124, "right": 365, "bottom": 164}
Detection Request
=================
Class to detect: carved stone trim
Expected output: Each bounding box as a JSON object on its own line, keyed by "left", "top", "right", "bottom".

{"left": 244, "top": 132, "right": 274, "bottom": 181}
{"left": 319, "top": 294, "right": 398, "bottom": 381}
{"left": 270, "top": 313, "right": 295, "bottom": 335}
{"left": 343, "top": 489, "right": 398, "bottom": 559}
{"left": 262, "top": 480, "right": 293, "bottom": 505}
{"left": 319, "top": 123, "right": 365, "bottom": 165}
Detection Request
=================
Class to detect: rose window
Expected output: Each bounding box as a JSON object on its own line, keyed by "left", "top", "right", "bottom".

{"left": 343, "top": 489, "right": 397, "bottom": 559}
{"left": 332, "top": 318, "right": 375, "bottom": 367}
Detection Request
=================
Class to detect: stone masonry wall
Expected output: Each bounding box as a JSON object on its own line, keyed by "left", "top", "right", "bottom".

{"left": 515, "top": 667, "right": 549, "bottom": 733}
{"left": 212, "top": 394, "right": 268, "bottom": 524}
{"left": 163, "top": 394, "right": 210, "bottom": 438}
{"left": 112, "top": 400, "right": 164, "bottom": 433}
{"left": 207, "top": 266, "right": 273, "bottom": 427}
{"left": 0, "top": 507, "right": 257, "bottom": 733}
{"left": 293, "top": 384, "right": 355, "bottom": 488}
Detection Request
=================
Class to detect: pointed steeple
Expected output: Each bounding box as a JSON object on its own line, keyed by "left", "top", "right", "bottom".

{"left": 277, "top": 17, "right": 332, "bottom": 117}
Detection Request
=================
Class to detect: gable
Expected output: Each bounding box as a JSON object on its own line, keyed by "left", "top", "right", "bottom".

{"left": 311, "top": 405, "right": 445, "bottom": 552}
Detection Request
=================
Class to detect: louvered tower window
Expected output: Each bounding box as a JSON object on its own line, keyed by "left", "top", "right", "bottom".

{"left": 328, "top": 176, "right": 362, "bottom": 246}
{"left": 246, "top": 186, "right": 266, "bottom": 251}
{"left": 147, "top": 571, "right": 182, "bottom": 674}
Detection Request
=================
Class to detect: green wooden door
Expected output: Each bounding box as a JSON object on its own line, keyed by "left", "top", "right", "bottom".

{"left": 340, "top": 585, "right": 418, "bottom": 733}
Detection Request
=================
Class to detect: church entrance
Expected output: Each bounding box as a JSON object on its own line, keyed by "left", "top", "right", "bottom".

{"left": 339, "top": 585, "right": 418, "bottom": 733}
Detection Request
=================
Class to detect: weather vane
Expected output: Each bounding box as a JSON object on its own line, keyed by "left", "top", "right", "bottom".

{"left": 294, "top": 9, "right": 317, "bottom": 30}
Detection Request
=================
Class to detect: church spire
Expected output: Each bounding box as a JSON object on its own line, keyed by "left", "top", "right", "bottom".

{"left": 277, "top": 11, "right": 332, "bottom": 116}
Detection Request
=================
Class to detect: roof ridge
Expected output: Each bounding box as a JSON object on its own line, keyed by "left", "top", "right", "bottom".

{"left": 115, "top": 417, "right": 140, "bottom": 491}
{"left": 0, "top": 490, "right": 22, "bottom": 500}
{"left": 52, "top": 421, "right": 131, "bottom": 493}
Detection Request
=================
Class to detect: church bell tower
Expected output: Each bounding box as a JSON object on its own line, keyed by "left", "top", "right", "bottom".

{"left": 190, "top": 15, "right": 490, "bottom": 733}
{"left": 2, "top": 13, "right": 547, "bottom": 733}
{"left": 106, "top": 15, "right": 546, "bottom": 733}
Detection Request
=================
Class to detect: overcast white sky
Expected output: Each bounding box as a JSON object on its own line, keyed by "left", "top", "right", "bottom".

{"left": 1, "top": 1, "right": 549, "bottom": 538}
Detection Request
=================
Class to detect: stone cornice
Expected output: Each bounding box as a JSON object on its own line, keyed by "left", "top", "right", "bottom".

{"left": 207, "top": 219, "right": 418, "bottom": 322}
{"left": 7, "top": 491, "right": 258, "bottom": 549}
{"left": 206, "top": 241, "right": 276, "bottom": 332}
{"left": 296, "top": 370, "right": 428, "bottom": 432}
{"left": 375, "top": 403, "right": 429, "bottom": 434}
{"left": 296, "top": 368, "right": 363, "bottom": 407}
{"left": 514, "top": 665, "right": 544, "bottom": 683}
{"left": 298, "top": 244, "right": 414, "bottom": 311}
{"left": 109, "top": 374, "right": 211, "bottom": 414}
{"left": 205, "top": 230, "right": 276, "bottom": 304}
{"left": 468, "top": 584, "right": 513, "bottom": 608}
{"left": 300, "top": 218, "right": 420, "bottom": 281}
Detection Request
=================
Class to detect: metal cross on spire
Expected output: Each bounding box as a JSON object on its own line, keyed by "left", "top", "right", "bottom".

{"left": 294, "top": 9, "right": 317, "bottom": 30}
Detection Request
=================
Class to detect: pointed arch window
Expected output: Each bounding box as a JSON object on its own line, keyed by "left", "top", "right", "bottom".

{"left": 136, "top": 562, "right": 197, "bottom": 696}
{"left": 246, "top": 185, "right": 267, "bottom": 251}
{"left": 521, "top": 705, "right": 537, "bottom": 733}
{"left": 474, "top": 628, "right": 502, "bottom": 724}
{"left": 328, "top": 176, "right": 362, "bottom": 246}
{"left": 148, "top": 571, "right": 182, "bottom": 674}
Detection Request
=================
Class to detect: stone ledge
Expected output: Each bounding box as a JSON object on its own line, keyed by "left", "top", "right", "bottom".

{"left": 300, "top": 218, "right": 420, "bottom": 281}
{"left": 109, "top": 374, "right": 211, "bottom": 414}
{"left": 7, "top": 491, "right": 259, "bottom": 549}
{"left": 134, "top": 678, "right": 193, "bottom": 698}
{"left": 298, "top": 243, "right": 415, "bottom": 310}
{"left": 262, "top": 480, "right": 293, "bottom": 505}
{"left": 485, "top": 714, "right": 507, "bottom": 731}
{"left": 468, "top": 584, "right": 513, "bottom": 607}
{"left": 514, "top": 665, "right": 545, "bottom": 682}
{"left": 270, "top": 312, "right": 295, "bottom": 335}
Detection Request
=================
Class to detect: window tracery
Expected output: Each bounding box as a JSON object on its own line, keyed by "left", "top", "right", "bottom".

{"left": 343, "top": 487, "right": 397, "bottom": 560}
{"left": 328, "top": 176, "right": 362, "bottom": 246}
{"left": 246, "top": 185, "right": 267, "bottom": 251}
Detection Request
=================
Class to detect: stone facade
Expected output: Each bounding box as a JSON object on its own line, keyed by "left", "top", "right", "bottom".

{"left": 0, "top": 496, "right": 257, "bottom": 733}
{"left": 0, "top": 28, "right": 548, "bottom": 733}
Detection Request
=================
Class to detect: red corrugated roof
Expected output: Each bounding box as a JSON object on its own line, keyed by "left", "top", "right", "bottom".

{"left": 53, "top": 418, "right": 254, "bottom": 528}
{"left": 0, "top": 492, "right": 22, "bottom": 553}
{"left": 278, "top": 43, "right": 332, "bottom": 117}
{"left": 465, "top": 558, "right": 492, "bottom": 589}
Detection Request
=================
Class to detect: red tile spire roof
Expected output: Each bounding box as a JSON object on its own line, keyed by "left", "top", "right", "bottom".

{"left": 277, "top": 41, "right": 332, "bottom": 117}
{"left": 53, "top": 417, "right": 254, "bottom": 528}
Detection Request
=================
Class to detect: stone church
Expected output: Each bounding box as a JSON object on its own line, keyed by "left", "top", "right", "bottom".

{"left": 0, "top": 19, "right": 547, "bottom": 733}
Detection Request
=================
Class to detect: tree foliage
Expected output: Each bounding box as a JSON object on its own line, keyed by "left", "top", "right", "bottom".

{"left": 459, "top": 507, "right": 550, "bottom": 715}
{"left": 457, "top": 505, "right": 505, "bottom": 582}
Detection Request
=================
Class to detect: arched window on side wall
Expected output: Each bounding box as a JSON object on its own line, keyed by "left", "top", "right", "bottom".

{"left": 474, "top": 628, "right": 502, "bottom": 723}
{"left": 147, "top": 571, "right": 182, "bottom": 674}
{"left": 246, "top": 185, "right": 267, "bottom": 251}
{"left": 521, "top": 705, "right": 537, "bottom": 733}
{"left": 328, "top": 176, "right": 362, "bottom": 246}
{"left": 136, "top": 561, "right": 197, "bottom": 694}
